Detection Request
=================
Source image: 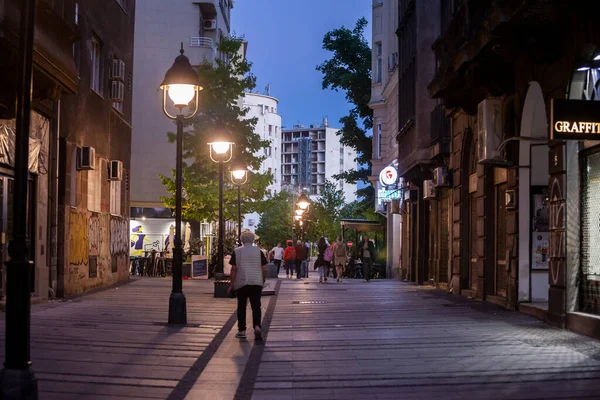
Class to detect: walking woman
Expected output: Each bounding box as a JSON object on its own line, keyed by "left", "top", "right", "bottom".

{"left": 228, "top": 231, "right": 268, "bottom": 340}
{"left": 283, "top": 241, "right": 296, "bottom": 279}
{"left": 315, "top": 237, "right": 330, "bottom": 283}
{"left": 332, "top": 236, "right": 347, "bottom": 283}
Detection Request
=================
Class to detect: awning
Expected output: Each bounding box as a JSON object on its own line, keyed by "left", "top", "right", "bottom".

{"left": 340, "top": 218, "right": 384, "bottom": 232}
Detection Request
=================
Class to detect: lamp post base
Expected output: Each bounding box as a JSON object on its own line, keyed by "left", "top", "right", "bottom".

{"left": 168, "top": 292, "right": 187, "bottom": 325}
{"left": 0, "top": 367, "right": 37, "bottom": 400}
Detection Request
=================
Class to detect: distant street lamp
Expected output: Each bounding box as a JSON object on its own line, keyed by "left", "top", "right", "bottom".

{"left": 295, "top": 209, "right": 305, "bottom": 216}
{"left": 297, "top": 193, "right": 310, "bottom": 211}
{"left": 208, "top": 135, "right": 233, "bottom": 275}
{"left": 230, "top": 158, "right": 248, "bottom": 246}
{"left": 160, "top": 44, "right": 202, "bottom": 325}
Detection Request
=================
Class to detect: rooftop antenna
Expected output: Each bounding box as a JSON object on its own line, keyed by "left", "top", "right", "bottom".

{"left": 264, "top": 83, "right": 271, "bottom": 96}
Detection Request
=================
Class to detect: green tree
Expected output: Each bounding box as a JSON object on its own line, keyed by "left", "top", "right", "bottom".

{"left": 304, "top": 181, "right": 346, "bottom": 242}
{"left": 255, "top": 191, "right": 295, "bottom": 248}
{"left": 317, "top": 17, "right": 374, "bottom": 207}
{"left": 160, "top": 35, "right": 272, "bottom": 223}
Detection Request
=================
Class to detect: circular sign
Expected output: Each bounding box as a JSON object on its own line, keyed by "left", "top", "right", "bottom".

{"left": 380, "top": 166, "right": 398, "bottom": 187}
{"left": 347, "top": 241, "right": 353, "bottom": 248}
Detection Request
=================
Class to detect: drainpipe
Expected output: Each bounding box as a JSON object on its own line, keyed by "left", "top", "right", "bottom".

{"left": 48, "top": 99, "right": 60, "bottom": 298}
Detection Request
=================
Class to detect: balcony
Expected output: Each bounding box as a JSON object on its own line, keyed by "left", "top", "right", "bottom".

{"left": 187, "top": 36, "right": 216, "bottom": 66}
{"left": 190, "top": 36, "right": 215, "bottom": 49}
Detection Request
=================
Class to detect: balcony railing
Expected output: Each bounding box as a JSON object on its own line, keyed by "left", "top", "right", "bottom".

{"left": 190, "top": 37, "right": 215, "bottom": 49}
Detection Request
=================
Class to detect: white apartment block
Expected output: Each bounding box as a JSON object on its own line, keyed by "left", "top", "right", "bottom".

{"left": 241, "top": 92, "right": 282, "bottom": 232}
{"left": 369, "top": 0, "right": 401, "bottom": 277}
{"left": 281, "top": 122, "right": 357, "bottom": 202}
{"left": 131, "top": 0, "right": 233, "bottom": 210}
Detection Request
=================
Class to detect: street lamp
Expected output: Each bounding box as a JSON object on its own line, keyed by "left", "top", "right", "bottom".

{"left": 295, "top": 209, "right": 305, "bottom": 217}
{"left": 208, "top": 135, "right": 233, "bottom": 275}
{"left": 297, "top": 193, "right": 310, "bottom": 211}
{"left": 230, "top": 158, "right": 248, "bottom": 246}
{"left": 160, "top": 44, "right": 202, "bottom": 325}
{"left": 1, "top": 0, "right": 38, "bottom": 396}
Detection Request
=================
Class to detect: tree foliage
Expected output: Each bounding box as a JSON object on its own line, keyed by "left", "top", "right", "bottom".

{"left": 255, "top": 191, "right": 295, "bottom": 248}
{"left": 160, "top": 36, "right": 271, "bottom": 223}
{"left": 317, "top": 17, "right": 374, "bottom": 204}
{"left": 303, "top": 181, "right": 346, "bottom": 242}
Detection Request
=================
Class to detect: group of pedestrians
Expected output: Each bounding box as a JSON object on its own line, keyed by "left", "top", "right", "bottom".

{"left": 228, "top": 231, "right": 377, "bottom": 341}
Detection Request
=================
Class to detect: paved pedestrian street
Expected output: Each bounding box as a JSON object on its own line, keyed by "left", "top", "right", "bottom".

{"left": 4, "top": 277, "right": 600, "bottom": 400}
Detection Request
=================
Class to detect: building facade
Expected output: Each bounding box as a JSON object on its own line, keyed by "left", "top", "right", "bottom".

{"left": 130, "top": 0, "right": 233, "bottom": 251}
{"left": 281, "top": 123, "right": 357, "bottom": 201}
{"left": 369, "top": 0, "right": 402, "bottom": 278}
{"left": 395, "top": 0, "right": 446, "bottom": 288}
{"left": 0, "top": 0, "right": 135, "bottom": 298}
{"left": 422, "top": 0, "right": 600, "bottom": 338}
{"left": 241, "top": 92, "right": 282, "bottom": 232}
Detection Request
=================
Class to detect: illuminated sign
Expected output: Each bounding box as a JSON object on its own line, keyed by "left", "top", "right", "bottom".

{"left": 378, "top": 189, "right": 400, "bottom": 202}
{"left": 551, "top": 99, "right": 600, "bottom": 141}
{"left": 379, "top": 166, "right": 398, "bottom": 186}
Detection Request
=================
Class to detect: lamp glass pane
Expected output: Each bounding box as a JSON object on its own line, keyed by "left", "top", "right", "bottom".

{"left": 167, "top": 84, "right": 195, "bottom": 106}
{"left": 298, "top": 201, "right": 309, "bottom": 210}
{"left": 211, "top": 142, "right": 230, "bottom": 155}
{"left": 232, "top": 170, "right": 246, "bottom": 180}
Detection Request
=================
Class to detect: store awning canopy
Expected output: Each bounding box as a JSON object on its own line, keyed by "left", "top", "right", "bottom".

{"left": 340, "top": 218, "right": 384, "bottom": 232}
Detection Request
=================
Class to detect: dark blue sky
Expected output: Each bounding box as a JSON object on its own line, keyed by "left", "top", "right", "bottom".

{"left": 232, "top": 0, "right": 372, "bottom": 130}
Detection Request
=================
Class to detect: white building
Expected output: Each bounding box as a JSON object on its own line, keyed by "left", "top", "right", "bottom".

{"left": 130, "top": 0, "right": 233, "bottom": 252}
{"left": 281, "top": 122, "right": 357, "bottom": 201}
{"left": 241, "top": 92, "right": 282, "bottom": 232}
{"left": 368, "top": 0, "right": 401, "bottom": 278}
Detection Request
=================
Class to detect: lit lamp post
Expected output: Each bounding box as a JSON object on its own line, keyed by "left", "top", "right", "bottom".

{"left": 230, "top": 159, "right": 248, "bottom": 245}
{"left": 208, "top": 136, "right": 233, "bottom": 275}
{"left": 1, "top": 0, "right": 38, "bottom": 396}
{"left": 160, "top": 45, "right": 202, "bottom": 325}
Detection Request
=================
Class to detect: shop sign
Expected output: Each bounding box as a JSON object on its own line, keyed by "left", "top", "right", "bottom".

{"left": 378, "top": 189, "right": 400, "bottom": 202}
{"left": 550, "top": 99, "right": 600, "bottom": 141}
{"left": 347, "top": 241, "right": 353, "bottom": 248}
{"left": 379, "top": 166, "right": 398, "bottom": 187}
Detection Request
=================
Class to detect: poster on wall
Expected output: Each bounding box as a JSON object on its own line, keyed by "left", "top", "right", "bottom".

{"left": 191, "top": 255, "right": 208, "bottom": 279}
{"left": 531, "top": 192, "right": 549, "bottom": 270}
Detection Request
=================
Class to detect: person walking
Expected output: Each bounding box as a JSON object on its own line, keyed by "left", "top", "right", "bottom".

{"left": 315, "top": 237, "right": 330, "bottom": 283}
{"left": 294, "top": 240, "right": 305, "bottom": 280}
{"left": 270, "top": 242, "right": 284, "bottom": 277}
{"left": 332, "top": 236, "right": 347, "bottom": 283}
{"left": 228, "top": 231, "right": 268, "bottom": 341}
{"left": 358, "top": 234, "right": 375, "bottom": 282}
{"left": 283, "top": 241, "right": 296, "bottom": 279}
{"left": 302, "top": 241, "right": 310, "bottom": 278}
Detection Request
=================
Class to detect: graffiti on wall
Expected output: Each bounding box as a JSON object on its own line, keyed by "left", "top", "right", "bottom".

{"left": 69, "top": 211, "right": 88, "bottom": 265}
{"left": 88, "top": 214, "right": 101, "bottom": 257}
{"left": 110, "top": 217, "right": 129, "bottom": 256}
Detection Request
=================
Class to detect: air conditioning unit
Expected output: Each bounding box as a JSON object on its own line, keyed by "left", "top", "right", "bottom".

{"left": 203, "top": 19, "right": 217, "bottom": 30}
{"left": 110, "top": 59, "right": 125, "bottom": 81}
{"left": 477, "top": 98, "right": 506, "bottom": 165}
{"left": 77, "top": 146, "right": 96, "bottom": 170}
{"left": 108, "top": 160, "right": 123, "bottom": 181}
{"left": 423, "top": 180, "right": 437, "bottom": 199}
{"left": 433, "top": 167, "right": 448, "bottom": 187}
{"left": 388, "top": 52, "right": 398, "bottom": 71}
{"left": 111, "top": 81, "right": 125, "bottom": 102}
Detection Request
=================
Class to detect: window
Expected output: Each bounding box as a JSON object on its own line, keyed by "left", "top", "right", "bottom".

{"left": 73, "top": 41, "right": 80, "bottom": 78}
{"left": 375, "top": 42, "right": 383, "bottom": 83}
{"left": 398, "top": 1, "right": 417, "bottom": 131}
{"left": 268, "top": 167, "right": 272, "bottom": 175}
{"left": 70, "top": 147, "right": 77, "bottom": 207}
{"left": 376, "top": 123, "right": 382, "bottom": 158}
{"left": 87, "top": 158, "right": 102, "bottom": 212}
{"left": 90, "top": 36, "right": 103, "bottom": 95}
{"left": 268, "top": 125, "right": 273, "bottom": 136}
{"left": 264, "top": 147, "right": 272, "bottom": 157}
{"left": 75, "top": 2, "right": 79, "bottom": 25}
{"left": 110, "top": 180, "right": 122, "bottom": 215}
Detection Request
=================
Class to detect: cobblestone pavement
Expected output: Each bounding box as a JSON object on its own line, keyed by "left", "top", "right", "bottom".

{"left": 3, "top": 277, "right": 600, "bottom": 399}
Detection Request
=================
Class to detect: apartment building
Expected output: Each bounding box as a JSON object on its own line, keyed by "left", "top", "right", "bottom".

{"left": 281, "top": 122, "right": 357, "bottom": 201}
{"left": 130, "top": 0, "right": 233, "bottom": 252}
{"left": 369, "top": 0, "right": 401, "bottom": 278}
{"left": 241, "top": 91, "right": 282, "bottom": 232}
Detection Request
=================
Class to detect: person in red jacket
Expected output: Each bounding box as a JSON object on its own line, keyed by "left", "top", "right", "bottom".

{"left": 294, "top": 240, "right": 306, "bottom": 280}
{"left": 283, "top": 241, "right": 296, "bottom": 279}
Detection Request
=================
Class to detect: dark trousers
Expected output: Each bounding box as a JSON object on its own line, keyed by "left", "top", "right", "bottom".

{"left": 295, "top": 260, "right": 302, "bottom": 278}
{"left": 273, "top": 259, "right": 282, "bottom": 276}
{"left": 285, "top": 260, "right": 295, "bottom": 275}
{"left": 363, "top": 257, "right": 373, "bottom": 281}
{"left": 236, "top": 285, "right": 262, "bottom": 332}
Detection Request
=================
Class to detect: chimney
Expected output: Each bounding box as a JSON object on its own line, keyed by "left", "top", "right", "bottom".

{"left": 322, "top": 117, "right": 328, "bottom": 128}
